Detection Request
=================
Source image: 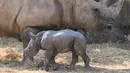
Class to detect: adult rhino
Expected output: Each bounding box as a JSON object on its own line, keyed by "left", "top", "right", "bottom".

{"left": 0, "top": 0, "right": 124, "bottom": 48}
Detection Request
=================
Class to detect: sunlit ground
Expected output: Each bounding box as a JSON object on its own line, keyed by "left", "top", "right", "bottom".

{"left": 0, "top": 37, "right": 130, "bottom": 73}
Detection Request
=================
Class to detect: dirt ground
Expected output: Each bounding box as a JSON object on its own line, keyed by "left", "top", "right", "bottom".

{"left": 0, "top": 37, "right": 130, "bottom": 73}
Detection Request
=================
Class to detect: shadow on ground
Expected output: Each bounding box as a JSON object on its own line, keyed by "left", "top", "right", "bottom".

{"left": 0, "top": 59, "right": 130, "bottom": 73}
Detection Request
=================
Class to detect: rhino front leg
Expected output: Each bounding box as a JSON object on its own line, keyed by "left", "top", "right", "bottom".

{"left": 41, "top": 50, "right": 53, "bottom": 71}
{"left": 50, "top": 52, "right": 59, "bottom": 70}
{"left": 21, "top": 27, "right": 41, "bottom": 48}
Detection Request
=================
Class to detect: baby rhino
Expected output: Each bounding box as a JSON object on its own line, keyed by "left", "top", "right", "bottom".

{"left": 22, "top": 29, "right": 90, "bottom": 71}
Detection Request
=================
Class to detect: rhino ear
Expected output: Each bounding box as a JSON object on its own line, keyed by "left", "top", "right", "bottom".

{"left": 25, "top": 31, "right": 36, "bottom": 39}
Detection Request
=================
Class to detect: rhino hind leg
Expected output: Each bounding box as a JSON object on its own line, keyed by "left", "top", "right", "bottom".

{"left": 75, "top": 48, "right": 91, "bottom": 69}
{"left": 74, "top": 39, "right": 91, "bottom": 69}
{"left": 76, "top": 49, "right": 91, "bottom": 69}
{"left": 79, "top": 52, "right": 91, "bottom": 69}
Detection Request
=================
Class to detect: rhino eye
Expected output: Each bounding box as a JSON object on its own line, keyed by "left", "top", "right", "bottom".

{"left": 28, "top": 46, "right": 31, "bottom": 49}
{"left": 107, "top": 25, "right": 112, "bottom": 30}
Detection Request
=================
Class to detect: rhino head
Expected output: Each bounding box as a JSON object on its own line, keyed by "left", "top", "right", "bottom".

{"left": 89, "top": 0, "right": 124, "bottom": 31}
{"left": 21, "top": 31, "right": 40, "bottom": 66}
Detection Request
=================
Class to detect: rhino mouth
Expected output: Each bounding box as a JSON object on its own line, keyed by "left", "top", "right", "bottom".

{"left": 20, "top": 57, "right": 34, "bottom": 66}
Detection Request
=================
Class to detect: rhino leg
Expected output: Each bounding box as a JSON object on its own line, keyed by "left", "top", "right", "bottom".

{"left": 75, "top": 48, "right": 90, "bottom": 69}
{"left": 68, "top": 50, "right": 78, "bottom": 70}
{"left": 21, "top": 27, "right": 41, "bottom": 48}
{"left": 50, "top": 52, "right": 59, "bottom": 70}
{"left": 41, "top": 50, "right": 53, "bottom": 71}
{"left": 76, "top": 49, "right": 91, "bottom": 69}
{"left": 74, "top": 39, "right": 91, "bottom": 69}
{"left": 80, "top": 52, "right": 91, "bottom": 69}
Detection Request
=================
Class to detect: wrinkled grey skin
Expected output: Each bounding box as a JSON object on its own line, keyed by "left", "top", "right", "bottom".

{"left": 22, "top": 29, "right": 90, "bottom": 71}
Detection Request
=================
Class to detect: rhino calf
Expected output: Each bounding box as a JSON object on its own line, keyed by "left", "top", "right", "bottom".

{"left": 22, "top": 29, "right": 90, "bottom": 71}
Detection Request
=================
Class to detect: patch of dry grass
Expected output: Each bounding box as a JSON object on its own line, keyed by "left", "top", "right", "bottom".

{"left": 0, "top": 48, "right": 22, "bottom": 61}
{"left": 0, "top": 37, "right": 23, "bottom": 61}
{"left": 87, "top": 43, "right": 130, "bottom": 65}
{"left": 0, "top": 68, "right": 16, "bottom": 73}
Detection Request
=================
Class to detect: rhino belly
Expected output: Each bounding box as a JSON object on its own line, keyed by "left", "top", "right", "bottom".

{"left": 53, "top": 34, "right": 74, "bottom": 53}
